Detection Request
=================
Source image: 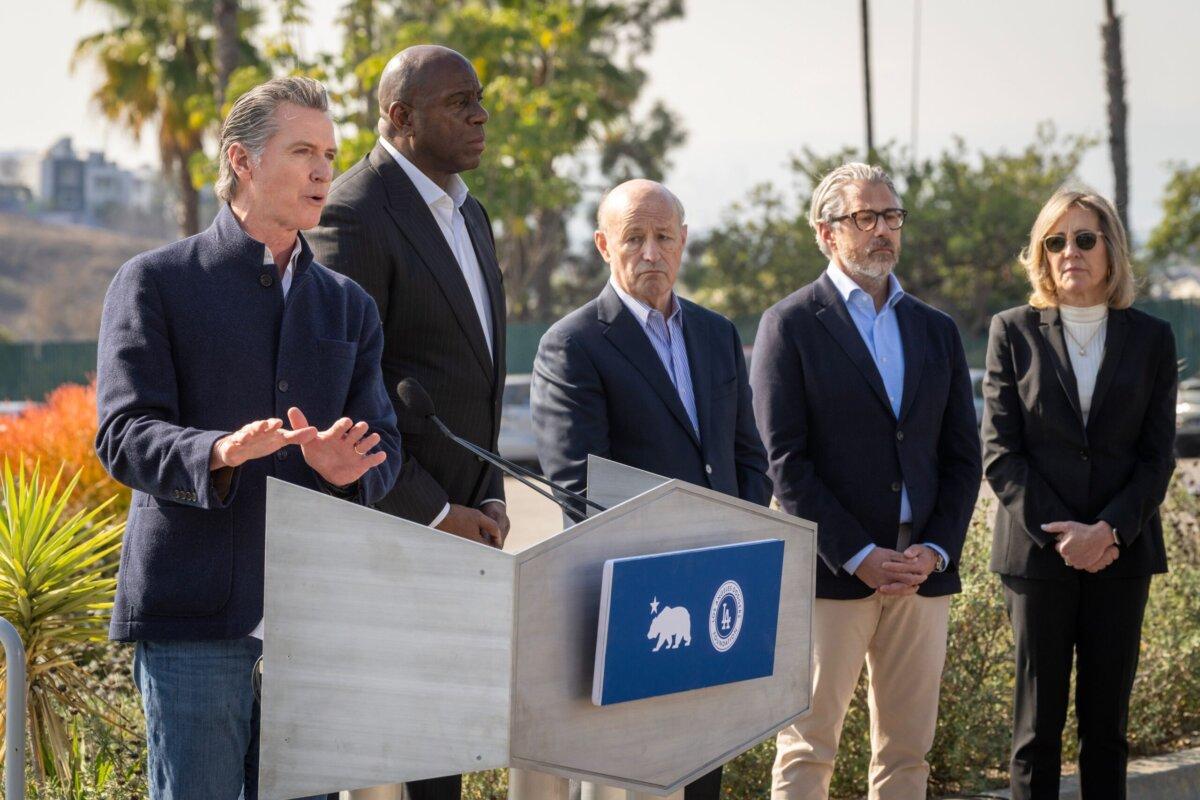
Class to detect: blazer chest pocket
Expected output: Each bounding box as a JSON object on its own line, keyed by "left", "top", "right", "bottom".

{"left": 123, "top": 505, "right": 234, "bottom": 618}
{"left": 317, "top": 338, "right": 358, "bottom": 361}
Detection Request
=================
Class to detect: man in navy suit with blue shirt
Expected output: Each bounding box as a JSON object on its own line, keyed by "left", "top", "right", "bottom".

{"left": 95, "top": 77, "right": 401, "bottom": 800}
{"left": 532, "top": 178, "right": 772, "bottom": 800}
{"left": 751, "top": 163, "right": 980, "bottom": 799}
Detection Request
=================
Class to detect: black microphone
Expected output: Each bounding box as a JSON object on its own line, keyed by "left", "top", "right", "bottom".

{"left": 396, "top": 378, "right": 606, "bottom": 520}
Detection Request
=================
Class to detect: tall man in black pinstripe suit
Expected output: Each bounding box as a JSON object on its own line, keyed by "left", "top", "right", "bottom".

{"left": 307, "top": 44, "right": 507, "bottom": 800}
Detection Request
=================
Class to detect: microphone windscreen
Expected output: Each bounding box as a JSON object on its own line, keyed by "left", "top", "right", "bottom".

{"left": 396, "top": 378, "right": 436, "bottom": 419}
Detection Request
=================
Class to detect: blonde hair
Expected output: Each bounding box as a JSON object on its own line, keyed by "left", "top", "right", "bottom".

{"left": 1021, "top": 187, "right": 1135, "bottom": 309}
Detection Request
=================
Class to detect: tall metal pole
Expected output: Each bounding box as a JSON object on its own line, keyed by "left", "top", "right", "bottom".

{"left": 910, "top": 0, "right": 922, "bottom": 162}
{"left": 861, "top": 0, "right": 875, "bottom": 160}
{"left": 0, "top": 617, "right": 26, "bottom": 800}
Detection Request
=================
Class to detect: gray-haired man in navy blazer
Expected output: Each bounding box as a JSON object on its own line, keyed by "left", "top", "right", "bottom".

{"left": 532, "top": 179, "right": 772, "bottom": 800}
{"left": 96, "top": 77, "right": 401, "bottom": 800}
{"left": 751, "top": 163, "right": 980, "bottom": 799}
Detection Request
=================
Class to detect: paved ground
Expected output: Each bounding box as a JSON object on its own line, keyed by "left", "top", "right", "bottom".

{"left": 501, "top": 475, "right": 566, "bottom": 553}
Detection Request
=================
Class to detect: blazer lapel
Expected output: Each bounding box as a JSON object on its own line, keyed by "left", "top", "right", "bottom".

{"left": 598, "top": 285, "right": 701, "bottom": 449}
{"left": 462, "top": 199, "right": 506, "bottom": 371}
{"left": 1036, "top": 306, "right": 1085, "bottom": 428}
{"left": 681, "top": 301, "right": 713, "bottom": 450}
{"left": 370, "top": 144, "right": 493, "bottom": 381}
{"left": 813, "top": 274, "right": 894, "bottom": 417}
{"left": 1086, "top": 308, "right": 1129, "bottom": 430}
{"left": 895, "top": 297, "right": 926, "bottom": 423}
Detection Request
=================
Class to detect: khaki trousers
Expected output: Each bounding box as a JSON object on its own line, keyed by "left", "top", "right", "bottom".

{"left": 772, "top": 593, "right": 951, "bottom": 800}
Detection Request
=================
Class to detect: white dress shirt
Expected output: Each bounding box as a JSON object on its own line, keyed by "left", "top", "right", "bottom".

{"left": 378, "top": 138, "right": 503, "bottom": 528}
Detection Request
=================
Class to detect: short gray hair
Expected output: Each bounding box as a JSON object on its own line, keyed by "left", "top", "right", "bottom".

{"left": 215, "top": 76, "right": 329, "bottom": 203}
{"left": 807, "top": 162, "right": 900, "bottom": 257}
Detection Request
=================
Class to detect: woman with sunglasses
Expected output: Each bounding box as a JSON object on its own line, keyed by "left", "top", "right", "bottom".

{"left": 980, "top": 187, "right": 1177, "bottom": 799}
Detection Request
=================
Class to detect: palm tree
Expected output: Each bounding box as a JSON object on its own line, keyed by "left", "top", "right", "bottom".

{"left": 215, "top": 0, "right": 241, "bottom": 106}
{"left": 1102, "top": 0, "right": 1130, "bottom": 234}
{"left": 74, "top": 0, "right": 260, "bottom": 236}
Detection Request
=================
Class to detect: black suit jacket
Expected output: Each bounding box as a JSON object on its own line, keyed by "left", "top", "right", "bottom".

{"left": 750, "top": 273, "right": 981, "bottom": 599}
{"left": 308, "top": 143, "right": 506, "bottom": 523}
{"left": 982, "top": 305, "right": 1176, "bottom": 579}
{"left": 531, "top": 283, "right": 772, "bottom": 517}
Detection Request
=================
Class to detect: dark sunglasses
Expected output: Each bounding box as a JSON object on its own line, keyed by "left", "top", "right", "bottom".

{"left": 1043, "top": 231, "right": 1103, "bottom": 254}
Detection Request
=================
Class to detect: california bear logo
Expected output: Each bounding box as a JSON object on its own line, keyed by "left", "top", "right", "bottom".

{"left": 647, "top": 605, "right": 692, "bottom": 652}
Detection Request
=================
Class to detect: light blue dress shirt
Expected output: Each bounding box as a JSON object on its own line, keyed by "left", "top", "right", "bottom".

{"left": 824, "top": 264, "right": 949, "bottom": 575}
{"left": 609, "top": 279, "right": 701, "bottom": 438}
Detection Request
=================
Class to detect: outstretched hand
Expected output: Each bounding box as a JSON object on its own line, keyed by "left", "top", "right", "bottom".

{"left": 287, "top": 407, "right": 387, "bottom": 489}
{"left": 210, "top": 417, "right": 317, "bottom": 470}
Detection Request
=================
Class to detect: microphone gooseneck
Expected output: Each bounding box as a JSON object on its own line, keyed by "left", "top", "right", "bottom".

{"left": 395, "top": 378, "right": 607, "bottom": 520}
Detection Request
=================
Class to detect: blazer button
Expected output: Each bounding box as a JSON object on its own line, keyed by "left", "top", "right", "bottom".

{"left": 277, "top": 379, "right": 289, "bottom": 393}
{"left": 260, "top": 273, "right": 274, "bottom": 287}
{"left": 891, "top": 481, "right": 901, "bottom": 492}
{"left": 896, "top": 430, "right": 905, "bottom": 442}
{"left": 276, "top": 449, "right": 288, "bottom": 461}
{"left": 1080, "top": 450, "right": 1089, "bottom": 461}
{"left": 705, "top": 464, "right": 713, "bottom": 475}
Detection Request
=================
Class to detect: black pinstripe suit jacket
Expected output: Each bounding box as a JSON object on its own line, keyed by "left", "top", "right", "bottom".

{"left": 308, "top": 143, "right": 506, "bottom": 523}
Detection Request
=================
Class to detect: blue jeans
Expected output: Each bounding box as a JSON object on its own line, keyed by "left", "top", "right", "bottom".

{"left": 134, "top": 638, "right": 327, "bottom": 800}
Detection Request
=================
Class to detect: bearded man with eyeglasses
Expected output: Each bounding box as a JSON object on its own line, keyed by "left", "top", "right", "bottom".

{"left": 749, "top": 163, "right": 981, "bottom": 800}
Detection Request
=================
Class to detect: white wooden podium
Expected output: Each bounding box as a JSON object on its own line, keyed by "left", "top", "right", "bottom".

{"left": 258, "top": 456, "right": 815, "bottom": 799}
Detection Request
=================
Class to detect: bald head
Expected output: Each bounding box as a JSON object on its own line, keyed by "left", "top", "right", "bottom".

{"left": 595, "top": 179, "right": 688, "bottom": 315}
{"left": 377, "top": 45, "right": 475, "bottom": 137}
{"left": 596, "top": 179, "right": 686, "bottom": 233}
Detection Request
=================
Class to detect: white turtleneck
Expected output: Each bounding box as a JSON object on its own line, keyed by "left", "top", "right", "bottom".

{"left": 1060, "top": 303, "right": 1108, "bottom": 422}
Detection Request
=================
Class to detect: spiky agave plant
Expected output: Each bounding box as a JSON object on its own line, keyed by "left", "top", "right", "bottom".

{"left": 0, "top": 459, "right": 127, "bottom": 783}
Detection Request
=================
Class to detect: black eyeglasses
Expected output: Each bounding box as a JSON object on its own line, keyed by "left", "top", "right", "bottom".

{"left": 830, "top": 208, "right": 908, "bottom": 231}
{"left": 1043, "top": 231, "right": 1103, "bottom": 253}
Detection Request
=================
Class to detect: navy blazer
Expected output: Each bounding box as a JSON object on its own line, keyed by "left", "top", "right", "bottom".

{"left": 531, "top": 283, "right": 772, "bottom": 518}
{"left": 96, "top": 205, "right": 402, "bottom": 641}
{"left": 750, "top": 273, "right": 981, "bottom": 599}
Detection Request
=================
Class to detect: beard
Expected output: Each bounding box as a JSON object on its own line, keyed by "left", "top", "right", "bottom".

{"left": 841, "top": 236, "right": 900, "bottom": 282}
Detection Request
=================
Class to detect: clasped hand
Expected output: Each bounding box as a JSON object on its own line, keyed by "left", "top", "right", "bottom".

{"left": 209, "top": 407, "right": 386, "bottom": 488}
{"left": 855, "top": 546, "right": 938, "bottom": 596}
{"left": 1041, "top": 520, "right": 1119, "bottom": 573}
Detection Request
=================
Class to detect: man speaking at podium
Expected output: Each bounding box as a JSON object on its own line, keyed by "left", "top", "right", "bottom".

{"left": 531, "top": 178, "right": 773, "bottom": 799}
{"left": 95, "top": 77, "right": 401, "bottom": 800}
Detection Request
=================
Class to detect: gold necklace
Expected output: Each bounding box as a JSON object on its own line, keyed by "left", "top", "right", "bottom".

{"left": 1063, "top": 321, "right": 1104, "bottom": 356}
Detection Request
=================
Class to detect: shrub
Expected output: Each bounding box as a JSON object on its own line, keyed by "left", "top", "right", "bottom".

{"left": 0, "top": 459, "right": 130, "bottom": 784}
{"left": 0, "top": 382, "right": 129, "bottom": 516}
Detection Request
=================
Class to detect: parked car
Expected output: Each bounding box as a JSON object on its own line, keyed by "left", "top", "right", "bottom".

{"left": 969, "top": 368, "right": 986, "bottom": 426}
{"left": 1177, "top": 377, "right": 1200, "bottom": 457}
{"left": 498, "top": 373, "right": 539, "bottom": 469}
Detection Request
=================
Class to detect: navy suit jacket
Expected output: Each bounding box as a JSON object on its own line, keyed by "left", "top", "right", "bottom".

{"left": 750, "top": 273, "right": 980, "bottom": 599}
{"left": 96, "top": 205, "right": 401, "bottom": 641}
{"left": 531, "top": 283, "right": 772, "bottom": 518}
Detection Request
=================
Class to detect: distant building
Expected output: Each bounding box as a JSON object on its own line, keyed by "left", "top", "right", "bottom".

{"left": 0, "top": 150, "right": 40, "bottom": 206}
{"left": 31, "top": 137, "right": 172, "bottom": 235}
{"left": 0, "top": 184, "right": 33, "bottom": 212}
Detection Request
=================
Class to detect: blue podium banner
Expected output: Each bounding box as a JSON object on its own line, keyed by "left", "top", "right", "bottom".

{"left": 591, "top": 539, "right": 785, "bottom": 706}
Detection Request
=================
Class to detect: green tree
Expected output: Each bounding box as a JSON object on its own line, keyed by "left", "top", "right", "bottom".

{"left": 334, "top": 0, "right": 686, "bottom": 320}
{"left": 687, "top": 125, "right": 1094, "bottom": 337}
{"left": 1146, "top": 162, "right": 1200, "bottom": 264}
{"left": 74, "top": 0, "right": 261, "bottom": 236}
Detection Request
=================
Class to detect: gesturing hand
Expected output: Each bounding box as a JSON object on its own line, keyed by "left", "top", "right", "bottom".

{"left": 286, "top": 407, "right": 387, "bottom": 489}
{"left": 1043, "top": 520, "right": 1116, "bottom": 571}
{"left": 210, "top": 417, "right": 317, "bottom": 470}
